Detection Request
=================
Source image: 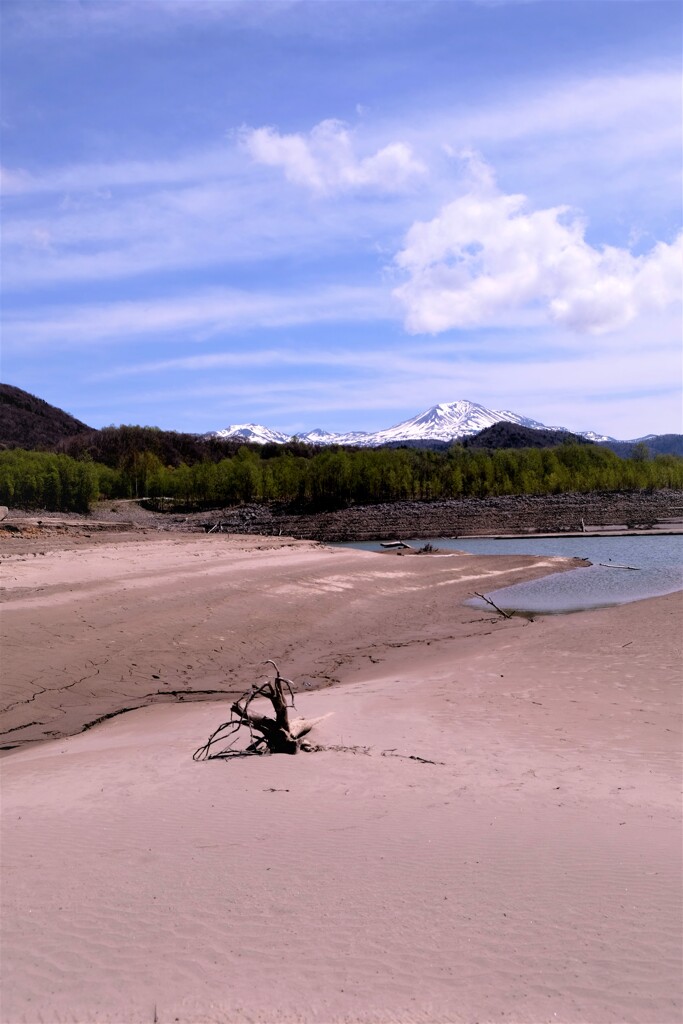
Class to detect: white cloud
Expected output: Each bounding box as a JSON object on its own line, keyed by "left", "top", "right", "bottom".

{"left": 394, "top": 159, "right": 683, "bottom": 335}
{"left": 242, "top": 119, "right": 427, "bottom": 195}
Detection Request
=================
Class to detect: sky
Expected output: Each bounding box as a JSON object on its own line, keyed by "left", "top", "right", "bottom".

{"left": 1, "top": 0, "right": 681, "bottom": 440}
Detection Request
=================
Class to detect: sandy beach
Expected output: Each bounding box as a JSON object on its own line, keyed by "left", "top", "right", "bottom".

{"left": 1, "top": 534, "right": 681, "bottom": 1023}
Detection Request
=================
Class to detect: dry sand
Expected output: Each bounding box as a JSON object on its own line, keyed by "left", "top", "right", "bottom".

{"left": 0, "top": 534, "right": 681, "bottom": 1024}
{"left": 0, "top": 534, "right": 587, "bottom": 749}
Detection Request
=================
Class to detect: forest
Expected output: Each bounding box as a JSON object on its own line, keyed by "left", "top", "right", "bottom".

{"left": 1, "top": 441, "right": 682, "bottom": 514}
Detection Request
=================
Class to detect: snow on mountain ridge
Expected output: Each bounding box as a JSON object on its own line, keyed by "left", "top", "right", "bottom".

{"left": 205, "top": 401, "right": 614, "bottom": 446}
{"left": 581, "top": 430, "right": 617, "bottom": 443}
{"left": 373, "top": 400, "right": 554, "bottom": 443}
{"left": 211, "top": 423, "right": 291, "bottom": 444}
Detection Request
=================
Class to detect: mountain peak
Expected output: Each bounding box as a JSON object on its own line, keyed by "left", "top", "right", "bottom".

{"left": 205, "top": 400, "right": 565, "bottom": 447}
{"left": 211, "top": 423, "right": 290, "bottom": 444}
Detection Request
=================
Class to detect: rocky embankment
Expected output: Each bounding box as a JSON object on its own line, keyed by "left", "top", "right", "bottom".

{"left": 3, "top": 490, "right": 682, "bottom": 546}
{"left": 196, "top": 490, "right": 683, "bottom": 542}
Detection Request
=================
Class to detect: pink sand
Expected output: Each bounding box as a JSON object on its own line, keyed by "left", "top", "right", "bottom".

{"left": 1, "top": 537, "right": 681, "bottom": 1023}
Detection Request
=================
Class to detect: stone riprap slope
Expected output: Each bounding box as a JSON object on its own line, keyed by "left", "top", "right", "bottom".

{"left": 196, "top": 490, "right": 683, "bottom": 542}
{"left": 4, "top": 490, "right": 682, "bottom": 547}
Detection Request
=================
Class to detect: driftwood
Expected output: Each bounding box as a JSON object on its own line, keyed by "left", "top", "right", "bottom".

{"left": 206, "top": 521, "right": 228, "bottom": 534}
{"left": 193, "top": 661, "right": 328, "bottom": 759}
{"left": 193, "top": 662, "right": 446, "bottom": 766}
{"left": 473, "top": 591, "right": 513, "bottom": 618}
{"left": 598, "top": 562, "right": 640, "bottom": 570}
{"left": 380, "top": 540, "right": 414, "bottom": 549}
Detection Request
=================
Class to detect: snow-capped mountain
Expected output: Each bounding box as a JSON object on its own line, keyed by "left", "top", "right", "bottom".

{"left": 206, "top": 400, "right": 571, "bottom": 447}
{"left": 580, "top": 430, "right": 617, "bottom": 443}
{"left": 355, "top": 400, "right": 562, "bottom": 445}
{"left": 297, "top": 428, "right": 350, "bottom": 445}
{"left": 210, "top": 423, "right": 291, "bottom": 444}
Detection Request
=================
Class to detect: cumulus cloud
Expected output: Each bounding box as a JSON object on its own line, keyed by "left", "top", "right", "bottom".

{"left": 394, "top": 159, "right": 682, "bottom": 335}
{"left": 242, "top": 119, "right": 427, "bottom": 194}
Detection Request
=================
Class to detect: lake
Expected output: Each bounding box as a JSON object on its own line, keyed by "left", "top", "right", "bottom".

{"left": 341, "top": 535, "right": 683, "bottom": 614}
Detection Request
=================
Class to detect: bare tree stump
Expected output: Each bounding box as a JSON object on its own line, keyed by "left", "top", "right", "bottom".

{"left": 193, "top": 661, "right": 329, "bottom": 760}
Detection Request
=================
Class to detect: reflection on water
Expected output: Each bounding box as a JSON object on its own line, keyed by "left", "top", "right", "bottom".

{"left": 343, "top": 535, "right": 683, "bottom": 614}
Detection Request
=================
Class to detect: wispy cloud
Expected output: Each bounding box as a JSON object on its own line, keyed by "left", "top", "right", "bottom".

{"left": 1, "top": 1, "right": 300, "bottom": 39}
{"left": 90, "top": 347, "right": 400, "bottom": 382}
{"left": 1, "top": 1, "right": 439, "bottom": 43}
{"left": 407, "top": 68, "right": 682, "bottom": 221}
{"left": 450, "top": 69, "right": 681, "bottom": 148}
{"left": 1, "top": 179, "right": 372, "bottom": 290}
{"left": 2, "top": 284, "right": 393, "bottom": 351}
{"left": 1, "top": 154, "right": 427, "bottom": 291}
{"left": 0, "top": 148, "right": 236, "bottom": 197}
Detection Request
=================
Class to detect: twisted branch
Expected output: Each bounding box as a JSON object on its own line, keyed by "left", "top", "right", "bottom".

{"left": 193, "top": 661, "right": 326, "bottom": 760}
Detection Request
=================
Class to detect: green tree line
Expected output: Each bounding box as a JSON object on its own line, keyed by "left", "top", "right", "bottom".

{"left": 0, "top": 450, "right": 99, "bottom": 512}
{"left": 1, "top": 443, "right": 682, "bottom": 514}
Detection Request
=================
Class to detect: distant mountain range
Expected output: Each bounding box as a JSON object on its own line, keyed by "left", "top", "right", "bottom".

{"left": 1, "top": 386, "right": 681, "bottom": 458}
{"left": 207, "top": 400, "right": 613, "bottom": 447}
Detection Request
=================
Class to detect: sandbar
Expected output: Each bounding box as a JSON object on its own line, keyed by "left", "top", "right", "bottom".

{"left": 1, "top": 534, "right": 681, "bottom": 1023}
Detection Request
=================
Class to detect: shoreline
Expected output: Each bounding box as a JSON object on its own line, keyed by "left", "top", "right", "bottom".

{"left": 2, "top": 530, "right": 682, "bottom": 752}
{"left": 1, "top": 535, "right": 680, "bottom": 1021}
{"left": 1, "top": 533, "right": 587, "bottom": 752}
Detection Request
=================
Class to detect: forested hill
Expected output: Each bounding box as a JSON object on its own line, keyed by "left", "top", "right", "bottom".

{"left": 0, "top": 385, "right": 248, "bottom": 464}
{"left": 463, "top": 421, "right": 590, "bottom": 450}
{"left": 61, "top": 424, "right": 245, "bottom": 467}
{"left": 0, "top": 384, "right": 91, "bottom": 449}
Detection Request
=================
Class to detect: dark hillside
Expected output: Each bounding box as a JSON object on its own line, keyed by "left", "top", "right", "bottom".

{"left": 61, "top": 424, "right": 244, "bottom": 468}
{"left": 601, "top": 435, "right": 683, "bottom": 458}
{"left": 0, "top": 384, "right": 92, "bottom": 449}
{"left": 384, "top": 439, "right": 451, "bottom": 451}
{"left": 464, "top": 421, "right": 591, "bottom": 450}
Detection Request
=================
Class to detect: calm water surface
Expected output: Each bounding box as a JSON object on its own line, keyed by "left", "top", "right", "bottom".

{"left": 342, "top": 535, "right": 683, "bottom": 614}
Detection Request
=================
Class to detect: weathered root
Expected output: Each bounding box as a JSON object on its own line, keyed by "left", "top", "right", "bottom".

{"left": 193, "top": 662, "right": 330, "bottom": 760}
{"left": 193, "top": 661, "right": 444, "bottom": 766}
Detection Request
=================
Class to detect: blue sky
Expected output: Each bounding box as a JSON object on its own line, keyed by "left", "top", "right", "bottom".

{"left": 1, "top": 0, "right": 681, "bottom": 439}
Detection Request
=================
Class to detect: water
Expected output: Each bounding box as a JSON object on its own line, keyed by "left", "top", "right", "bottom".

{"left": 341, "top": 535, "right": 683, "bottom": 614}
